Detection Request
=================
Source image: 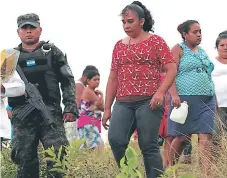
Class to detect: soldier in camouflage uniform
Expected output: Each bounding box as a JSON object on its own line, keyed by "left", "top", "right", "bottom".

{"left": 8, "top": 13, "right": 79, "bottom": 178}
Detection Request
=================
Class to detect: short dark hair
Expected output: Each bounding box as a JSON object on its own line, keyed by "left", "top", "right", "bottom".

{"left": 86, "top": 70, "right": 100, "bottom": 80}
{"left": 177, "top": 20, "right": 199, "bottom": 41}
{"left": 215, "top": 31, "right": 227, "bottom": 48}
{"left": 121, "top": 1, "right": 154, "bottom": 32}
{"left": 82, "top": 65, "right": 98, "bottom": 76}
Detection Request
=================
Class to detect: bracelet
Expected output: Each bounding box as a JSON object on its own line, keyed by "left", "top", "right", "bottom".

{"left": 6, "top": 105, "right": 13, "bottom": 110}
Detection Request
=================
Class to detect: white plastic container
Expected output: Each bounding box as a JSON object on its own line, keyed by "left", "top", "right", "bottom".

{"left": 170, "top": 101, "right": 188, "bottom": 124}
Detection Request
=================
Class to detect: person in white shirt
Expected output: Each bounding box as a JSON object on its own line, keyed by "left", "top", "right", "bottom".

{"left": 1, "top": 71, "right": 25, "bottom": 141}
{"left": 212, "top": 31, "right": 227, "bottom": 135}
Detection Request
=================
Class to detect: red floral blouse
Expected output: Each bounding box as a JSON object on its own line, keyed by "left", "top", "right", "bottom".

{"left": 111, "top": 34, "right": 174, "bottom": 98}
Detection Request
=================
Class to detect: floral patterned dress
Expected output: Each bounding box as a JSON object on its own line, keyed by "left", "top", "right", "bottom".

{"left": 77, "top": 100, "right": 103, "bottom": 148}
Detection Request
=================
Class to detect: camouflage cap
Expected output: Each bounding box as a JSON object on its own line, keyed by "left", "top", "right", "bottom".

{"left": 17, "top": 13, "right": 40, "bottom": 28}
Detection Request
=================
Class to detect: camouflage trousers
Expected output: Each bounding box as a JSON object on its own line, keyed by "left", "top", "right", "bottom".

{"left": 11, "top": 109, "right": 69, "bottom": 178}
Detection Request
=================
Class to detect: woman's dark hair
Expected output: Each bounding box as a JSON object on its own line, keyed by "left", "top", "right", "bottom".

{"left": 121, "top": 1, "right": 154, "bottom": 32}
{"left": 86, "top": 70, "right": 100, "bottom": 80}
{"left": 215, "top": 30, "right": 227, "bottom": 48}
{"left": 177, "top": 20, "right": 199, "bottom": 41}
{"left": 219, "top": 30, "right": 227, "bottom": 36}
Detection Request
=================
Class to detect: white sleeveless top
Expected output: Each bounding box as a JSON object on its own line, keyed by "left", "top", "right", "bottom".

{"left": 212, "top": 59, "right": 227, "bottom": 107}
{"left": 75, "top": 80, "right": 85, "bottom": 113}
{"left": 64, "top": 80, "right": 85, "bottom": 141}
{"left": 75, "top": 80, "right": 85, "bottom": 87}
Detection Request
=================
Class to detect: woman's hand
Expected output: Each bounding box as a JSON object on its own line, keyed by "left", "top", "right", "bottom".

{"left": 7, "top": 110, "right": 12, "bottom": 119}
{"left": 171, "top": 95, "right": 181, "bottom": 108}
{"left": 102, "top": 108, "right": 111, "bottom": 130}
{"left": 150, "top": 91, "right": 164, "bottom": 109}
{"left": 88, "top": 105, "right": 97, "bottom": 111}
{"left": 95, "top": 90, "right": 103, "bottom": 96}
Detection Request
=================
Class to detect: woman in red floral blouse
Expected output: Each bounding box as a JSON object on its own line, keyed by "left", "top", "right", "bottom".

{"left": 102, "top": 1, "right": 177, "bottom": 177}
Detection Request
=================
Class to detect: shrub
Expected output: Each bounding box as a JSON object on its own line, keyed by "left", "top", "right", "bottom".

{"left": 0, "top": 144, "right": 17, "bottom": 178}
{"left": 117, "top": 146, "right": 143, "bottom": 178}
{"left": 43, "top": 139, "right": 120, "bottom": 178}
{"left": 1, "top": 132, "right": 226, "bottom": 178}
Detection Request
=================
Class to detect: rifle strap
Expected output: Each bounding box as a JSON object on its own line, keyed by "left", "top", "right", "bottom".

{"left": 16, "top": 65, "right": 29, "bottom": 83}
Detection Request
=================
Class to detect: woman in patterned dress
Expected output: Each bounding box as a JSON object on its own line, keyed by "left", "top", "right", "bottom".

{"left": 64, "top": 65, "right": 99, "bottom": 142}
{"left": 168, "top": 20, "right": 216, "bottom": 175}
{"left": 77, "top": 70, "right": 104, "bottom": 149}
{"left": 102, "top": 1, "right": 178, "bottom": 177}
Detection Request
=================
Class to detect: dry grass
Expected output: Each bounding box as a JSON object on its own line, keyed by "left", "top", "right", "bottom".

{"left": 1, "top": 119, "right": 226, "bottom": 178}
{"left": 180, "top": 119, "right": 227, "bottom": 178}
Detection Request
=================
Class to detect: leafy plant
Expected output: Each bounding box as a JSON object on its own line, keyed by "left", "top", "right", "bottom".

{"left": 42, "top": 139, "right": 120, "bottom": 178}
{"left": 0, "top": 145, "right": 17, "bottom": 178}
{"left": 42, "top": 138, "right": 87, "bottom": 176}
{"left": 159, "top": 164, "right": 196, "bottom": 178}
{"left": 117, "top": 146, "right": 143, "bottom": 178}
{"left": 7, "top": 136, "right": 227, "bottom": 178}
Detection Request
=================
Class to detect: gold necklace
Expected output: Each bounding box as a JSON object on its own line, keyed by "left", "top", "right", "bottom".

{"left": 128, "top": 35, "right": 143, "bottom": 51}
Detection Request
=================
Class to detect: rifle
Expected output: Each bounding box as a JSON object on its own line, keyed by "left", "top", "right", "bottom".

{"left": 16, "top": 65, "right": 55, "bottom": 129}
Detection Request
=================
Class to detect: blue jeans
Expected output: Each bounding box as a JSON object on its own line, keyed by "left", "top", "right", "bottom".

{"left": 108, "top": 98, "right": 164, "bottom": 178}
